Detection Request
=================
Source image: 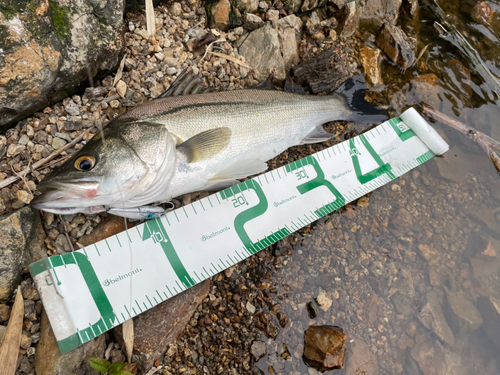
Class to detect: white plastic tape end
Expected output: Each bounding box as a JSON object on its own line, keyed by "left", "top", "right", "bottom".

{"left": 400, "top": 107, "right": 449, "bottom": 156}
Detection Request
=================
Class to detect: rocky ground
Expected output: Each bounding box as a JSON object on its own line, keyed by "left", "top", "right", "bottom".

{"left": 1, "top": 0, "right": 500, "bottom": 374}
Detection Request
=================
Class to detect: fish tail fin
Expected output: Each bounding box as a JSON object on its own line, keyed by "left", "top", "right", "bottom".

{"left": 332, "top": 75, "right": 389, "bottom": 124}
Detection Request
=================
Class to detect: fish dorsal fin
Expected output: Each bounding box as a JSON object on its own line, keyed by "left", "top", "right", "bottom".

{"left": 177, "top": 127, "right": 232, "bottom": 163}
{"left": 248, "top": 80, "right": 277, "bottom": 91}
{"left": 159, "top": 67, "right": 215, "bottom": 98}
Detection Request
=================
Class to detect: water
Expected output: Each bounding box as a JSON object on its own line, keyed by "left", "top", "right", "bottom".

{"left": 253, "top": 2, "right": 500, "bottom": 374}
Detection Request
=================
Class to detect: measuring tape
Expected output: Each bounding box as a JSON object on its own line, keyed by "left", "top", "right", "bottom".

{"left": 29, "top": 108, "right": 448, "bottom": 353}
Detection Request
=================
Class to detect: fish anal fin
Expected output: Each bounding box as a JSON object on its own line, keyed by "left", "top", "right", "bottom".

{"left": 177, "top": 127, "right": 232, "bottom": 163}
{"left": 301, "top": 125, "right": 333, "bottom": 144}
{"left": 210, "top": 159, "right": 268, "bottom": 182}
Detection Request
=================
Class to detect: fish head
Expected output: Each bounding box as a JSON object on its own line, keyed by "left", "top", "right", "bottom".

{"left": 31, "top": 121, "right": 176, "bottom": 215}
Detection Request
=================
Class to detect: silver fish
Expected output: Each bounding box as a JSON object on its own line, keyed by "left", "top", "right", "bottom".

{"left": 31, "top": 75, "right": 387, "bottom": 218}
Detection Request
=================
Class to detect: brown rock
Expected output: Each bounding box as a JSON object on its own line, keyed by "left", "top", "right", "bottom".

{"left": 471, "top": 2, "right": 494, "bottom": 25}
{"left": 114, "top": 280, "right": 211, "bottom": 373}
{"left": 303, "top": 325, "right": 346, "bottom": 371}
{"left": 391, "top": 208, "right": 412, "bottom": 233}
{"left": 344, "top": 340, "right": 378, "bottom": 375}
{"left": 207, "top": 0, "right": 232, "bottom": 31}
{"left": 340, "top": 1, "right": 360, "bottom": 38}
{"left": 79, "top": 215, "right": 137, "bottom": 247}
{"left": 0, "top": 206, "right": 45, "bottom": 303}
{"left": 376, "top": 23, "right": 416, "bottom": 69}
{"left": 35, "top": 311, "right": 106, "bottom": 375}
{"left": 0, "top": 303, "right": 11, "bottom": 322}
{"left": 360, "top": 45, "right": 383, "bottom": 86}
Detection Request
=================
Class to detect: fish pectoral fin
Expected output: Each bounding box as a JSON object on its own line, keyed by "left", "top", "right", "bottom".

{"left": 177, "top": 127, "right": 232, "bottom": 162}
{"left": 301, "top": 125, "right": 333, "bottom": 144}
{"left": 210, "top": 159, "right": 268, "bottom": 181}
{"left": 200, "top": 179, "right": 239, "bottom": 191}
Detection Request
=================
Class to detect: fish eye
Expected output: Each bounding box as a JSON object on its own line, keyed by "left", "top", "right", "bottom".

{"left": 74, "top": 155, "right": 96, "bottom": 171}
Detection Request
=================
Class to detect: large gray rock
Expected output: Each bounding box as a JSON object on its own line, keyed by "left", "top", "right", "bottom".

{"left": 0, "top": 206, "right": 45, "bottom": 303}
{"left": 239, "top": 23, "right": 286, "bottom": 81}
{"left": 278, "top": 17, "right": 301, "bottom": 74}
{"left": 114, "top": 280, "right": 211, "bottom": 373}
{"left": 35, "top": 311, "right": 106, "bottom": 375}
{"left": 0, "top": 0, "right": 125, "bottom": 130}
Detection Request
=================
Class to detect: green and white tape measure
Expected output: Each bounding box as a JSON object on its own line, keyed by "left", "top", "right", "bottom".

{"left": 29, "top": 108, "right": 448, "bottom": 353}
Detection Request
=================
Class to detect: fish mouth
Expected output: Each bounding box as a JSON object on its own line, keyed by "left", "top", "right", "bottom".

{"left": 31, "top": 180, "right": 106, "bottom": 215}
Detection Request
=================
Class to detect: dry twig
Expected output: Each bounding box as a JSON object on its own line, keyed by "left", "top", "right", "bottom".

{"left": 0, "top": 286, "right": 24, "bottom": 375}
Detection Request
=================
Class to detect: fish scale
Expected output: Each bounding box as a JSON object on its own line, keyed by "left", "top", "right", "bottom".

{"left": 29, "top": 108, "right": 448, "bottom": 354}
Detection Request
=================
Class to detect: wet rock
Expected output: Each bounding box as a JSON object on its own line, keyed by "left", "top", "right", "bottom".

{"left": 391, "top": 208, "right": 412, "bottom": 233}
{"left": 469, "top": 255, "right": 500, "bottom": 277}
{"left": 360, "top": 45, "right": 383, "bottom": 86}
{"left": 232, "top": 0, "right": 259, "bottom": 13}
{"left": 0, "top": 0, "right": 124, "bottom": 130}
{"left": 361, "top": 0, "right": 402, "bottom": 26}
{"left": 303, "top": 325, "right": 346, "bottom": 371}
{"left": 315, "top": 289, "right": 332, "bottom": 311}
{"left": 432, "top": 146, "right": 476, "bottom": 184}
{"left": 447, "top": 292, "right": 483, "bottom": 332}
{"left": 411, "top": 73, "right": 442, "bottom": 108}
{"left": 471, "top": 2, "right": 494, "bottom": 25}
{"left": 418, "top": 290, "right": 455, "bottom": 346}
{"left": 391, "top": 293, "right": 412, "bottom": 315}
{"left": 376, "top": 23, "right": 416, "bottom": 69}
{"left": 477, "top": 296, "right": 500, "bottom": 350}
{"left": 410, "top": 335, "right": 446, "bottom": 375}
{"left": 340, "top": 1, "right": 360, "bottom": 38}
{"left": 345, "top": 340, "right": 378, "bottom": 375}
{"left": 239, "top": 23, "right": 286, "bottom": 81}
{"left": 0, "top": 207, "right": 45, "bottom": 303}
{"left": 114, "top": 280, "right": 211, "bottom": 373}
{"left": 35, "top": 311, "right": 106, "bottom": 375}
{"left": 250, "top": 340, "right": 267, "bottom": 360}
